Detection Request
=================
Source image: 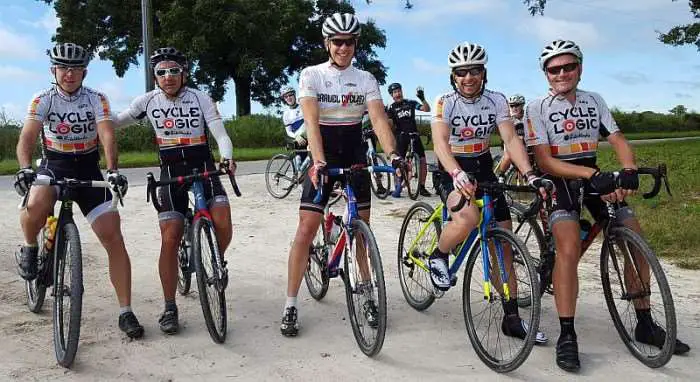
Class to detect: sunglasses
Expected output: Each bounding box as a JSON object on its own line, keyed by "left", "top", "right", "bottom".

{"left": 329, "top": 38, "right": 357, "bottom": 47}
{"left": 155, "top": 67, "right": 183, "bottom": 77}
{"left": 453, "top": 66, "right": 484, "bottom": 77}
{"left": 55, "top": 66, "right": 85, "bottom": 73}
{"left": 545, "top": 62, "right": 579, "bottom": 75}
{"left": 509, "top": 103, "right": 524, "bottom": 108}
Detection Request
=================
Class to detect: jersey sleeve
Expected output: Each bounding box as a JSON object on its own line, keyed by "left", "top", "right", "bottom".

{"left": 592, "top": 92, "right": 619, "bottom": 137}
{"left": 524, "top": 100, "right": 548, "bottom": 147}
{"left": 92, "top": 92, "right": 113, "bottom": 122}
{"left": 411, "top": 100, "right": 421, "bottom": 110}
{"left": 198, "top": 91, "right": 223, "bottom": 125}
{"left": 431, "top": 94, "right": 447, "bottom": 124}
{"left": 364, "top": 72, "right": 382, "bottom": 102}
{"left": 25, "top": 92, "right": 49, "bottom": 122}
{"left": 494, "top": 92, "right": 511, "bottom": 125}
{"left": 298, "top": 67, "right": 318, "bottom": 99}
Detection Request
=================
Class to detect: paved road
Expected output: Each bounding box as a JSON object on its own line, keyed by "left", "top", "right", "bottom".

{"left": 2, "top": 136, "right": 697, "bottom": 190}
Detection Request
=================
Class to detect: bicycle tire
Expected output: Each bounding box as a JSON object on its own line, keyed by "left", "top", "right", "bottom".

{"left": 369, "top": 154, "right": 391, "bottom": 199}
{"left": 407, "top": 153, "right": 420, "bottom": 200}
{"left": 26, "top": 227, "right": 49, "bottom": 313}
{"left": 53, "top": 221, "right": 83, "bottom": 368}
{"left": 462, "top": 227, "right": 540, "bottom": 373}
{"left": 265, "top": 154, "right": 296, "bottom": 199}
{"left": 193, "top": 217, "right": 227, "bottom": 344}
{"left": 304, "top": 221, "right": 330, "bottom": 300}
{"left": 397, "top": 201, "right": 439, "bottom": 311}
{"left": 177, "top": 218, "right": 192, "bottom": 295}
{"left": 343, "top": 219, "right": 387, "bottom": 357}
{"left": 600, "top": 226, "right": 676, "bottom": 368}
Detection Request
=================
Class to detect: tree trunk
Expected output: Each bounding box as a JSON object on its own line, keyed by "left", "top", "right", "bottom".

{"left": 234, "top": 74, "right": 252, "bottom": 117}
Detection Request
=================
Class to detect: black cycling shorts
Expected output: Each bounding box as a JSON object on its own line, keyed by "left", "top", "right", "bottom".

{"left": 300, "top": 126, "right": 370, "bottom": 214}
{"left": 157, "top": 146, "right": 228, "bottom": 221}
{"left": 36, "top": 152, "right": 114, "bottom": 224}
{"left": 433, "top": 152, "right": 510, "bottom": 223}
{"left": 397, "top": 131, "right": 426, "bottom": 159}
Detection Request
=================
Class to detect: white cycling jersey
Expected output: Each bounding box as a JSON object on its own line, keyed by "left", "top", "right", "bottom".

{"left": 432, "top": 89, "right": 510, "bottom": 157}
{"left": 298, "top": 62, "right": 381, "bottom": 127}
{"left": 283, "top": 104, "right": 305, "bottom": 139}
{"left": 525, "top": 89, "right": 619, "bottom": 161}
{"left": 26, "top": 86, "right": 112, "bottom": 157}
{"left": 116, "top": 87, "right": 232, "bottom": 159}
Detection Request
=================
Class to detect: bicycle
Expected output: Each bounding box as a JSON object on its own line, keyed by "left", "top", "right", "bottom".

{"left": 146, "top": 164, "right": 241, "bottom": 344}
{"left": 362, "top": 127, "right": 391, "bottom": 199}
{"left": 492, "top": 151, "right": 535, "bottom": 205}
{"left": 265, "top": 143, "right": 312, "bottom": 199}
{"left": 510, "top": 165, "right": 677, "bottom": 368}
{"left": 397, "top": 178, "right": 546, "bottom": 372}
{"left": 19, "top": 177, "right": 121, "bottom": 368}
{"left": 303, "top": 164, "right": 395, "bottom": 357}
{"left": 397, "top": 131, "right": 421, "bottom": 200}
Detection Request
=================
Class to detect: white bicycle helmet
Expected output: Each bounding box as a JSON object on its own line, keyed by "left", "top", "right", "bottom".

{"left": 322, "top": 13, "right": 361, "bottom": 38}
{"left": 281, "top": 86, "right": 295, "bottom": 97}
{"left": 539, "top": 40, "right": 582, "bottom": 70}
{"left": 448, "top": 42, "right": 487, "bottom": 68}
{"left": 48, "top": 43, "right": 90, "bottom": 67}
{"left": 508, "top": 94, "right": 525, "bottom": 105}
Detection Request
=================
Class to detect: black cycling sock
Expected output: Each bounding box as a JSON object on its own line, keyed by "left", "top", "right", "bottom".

{"left": 559, "top": 317, "right": 576, "bottom": 340}
{"left": 165, "top": 300, "right": 177, "bottom": 312}
{"left": 431, "top": 247, "right": 449, "bottom": 260}
{"left": 502, "top": 299, "right": 519, "bottom": 317}
{"left": 635, "top": 308, "right": 653, "bottom": 326}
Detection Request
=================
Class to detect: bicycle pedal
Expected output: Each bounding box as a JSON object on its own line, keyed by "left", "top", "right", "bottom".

{"left": 433, "top": 288, "right": 445, "bottom": 299}
{"left": 450, "top": 276, "right": 458, "bottom": 287}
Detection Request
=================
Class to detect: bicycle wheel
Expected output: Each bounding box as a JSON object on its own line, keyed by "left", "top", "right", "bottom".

{"left": 177, "top": 218, "right": 192, "bottom": 295}
{"left": 397, "top": 202, "right": 439, "bottom": 311}
{"left": 343, "top": 219, "right": 386, "bottom": 357}
{"left": 508, "top": 202, "right": 548, "bottom": 307}
{"left": 265, "top": 154, "right": 296, "bottom": 199}
{"left": 53, "top": 221, "right": 83, "bottom": 368}
{"left": 369, "top": 154, "right": 391, "bottom": 199}
{"left": 26, "top": 227, "right": 49, "bottom": 313}
{"left": 192, "top": 216, "right": 227, "bottom": 343}
{"left": 406, "top": 153, "right": 420, "bottom": 200}
{"left": 304, "top": 221, "right": 329, "bottom": 300}
{"left": 462, "top": 227, "right": 540, "bottom": 373}
{"left": 600, "top": 226, "right": 676, "bottom": 368}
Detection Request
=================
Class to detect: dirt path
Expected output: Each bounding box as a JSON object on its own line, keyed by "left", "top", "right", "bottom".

{"left": 0, "top": 174, "right": 697, "bottom": 381}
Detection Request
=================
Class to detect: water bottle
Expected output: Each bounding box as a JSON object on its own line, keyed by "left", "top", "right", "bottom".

{"left": 294, "top": 155, "right": 302, "bottom": 172}
{"left": 330, "top": 218, "right": 342, "bottom": 244}
{"left": 44, "top": 216, "right": 58, "bottom": 251}
{"left": 299, "top": 156, "right": 311, "bottom": 174}
{"left": 579, "top": 219, "right": 592, "bottom": 241}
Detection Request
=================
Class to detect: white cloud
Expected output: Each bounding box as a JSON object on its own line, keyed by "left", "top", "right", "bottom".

{"left": 28, "top": 9, "right": 60, "bottom": 35}
{"left": 361, "top": 0, "right": 506, "bottom": 26}
{"left": 96, "top": 79, "right": 137, "bottom": 113}
{"left": 0, "top": 65, "right": 41, "bottom": 81}
{"left": 0, "top": 28, "right": 39, "bottom": 60}
{"left": 521, "top": 16, "right": 601, "bottom": 48}
{"left": 1, "top": 102, "right": 25, "bottom": 124}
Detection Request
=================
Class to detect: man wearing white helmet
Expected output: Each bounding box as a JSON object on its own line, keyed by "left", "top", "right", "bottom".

{"left": 280, "top": 12, "right": 402, "bottom": 337}
{"left": 14, "top": 43, "right": 144, "bottom": 339}
{"left": 430, "top": 42, "right": 550, "bottom": 343}
{"left": 526, "top": 39, "right": 690, "bottom": 372}
{"left": 495, "top": 94, "right": 530, "bottom": 175}
{"left": 281, "top": 86, "right": 309, "bottom": 171}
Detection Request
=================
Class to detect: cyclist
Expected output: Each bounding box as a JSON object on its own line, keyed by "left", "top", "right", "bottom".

{"left": 525, "top": 39, "right": 690, "bottom": 372}
{"left": 362, "top": 109, "right": 388, "bottom": 195}
{"left": 281, "top": 86, "right": 309, "bottom": 172}
{"left": 430, "top": 42, "right": 549, "bottom": 344}
{"left": 14, "top": 43, "right": 144, "bottom": 339}
{"left": 115, "top": 47, "right": 237, "bottom": 335}
{"left": 385, "top": 82, "right": 431, "bottom": 197}
{"left": 495, "top": 94, "right": 530, "bottom": 176}
{"left": 280, "top": 12, "right": 402, "bottom": 337}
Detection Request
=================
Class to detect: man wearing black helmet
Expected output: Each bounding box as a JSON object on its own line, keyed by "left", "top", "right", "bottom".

{"left": 116, "top": 47, "right": 237, "bottom": 335}
{"left": 385, "top": 82, "right": 431, "bottom": 197}
{"left": 14, "top": 43, "right": 144, "bottom": 339}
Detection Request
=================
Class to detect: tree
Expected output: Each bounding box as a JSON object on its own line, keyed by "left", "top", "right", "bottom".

{"left": 669, "top": 104, "right": 688, "bottom": 116}
{"left": 38, "top": 0, "right": 387, "bottom": 116}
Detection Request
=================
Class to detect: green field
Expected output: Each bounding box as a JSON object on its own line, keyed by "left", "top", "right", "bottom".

{"left": 595, "top": 141, "right": 700, "bottom": 269}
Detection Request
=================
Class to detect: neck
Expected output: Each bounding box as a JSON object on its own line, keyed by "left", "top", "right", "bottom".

{"left": 56, "top": 84, "right": 81, "bottom": 96}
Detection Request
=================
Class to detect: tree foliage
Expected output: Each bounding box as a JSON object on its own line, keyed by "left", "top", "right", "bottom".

{"left": 38, "top": 0, "right": 387, "bottom": 116}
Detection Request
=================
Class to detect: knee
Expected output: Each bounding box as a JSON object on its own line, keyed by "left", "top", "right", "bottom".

{"left": 295, "top": 218, "right": 319, "bottom": 245}
{"left": 452, "top": 205, "right": 479, "bottom": 230}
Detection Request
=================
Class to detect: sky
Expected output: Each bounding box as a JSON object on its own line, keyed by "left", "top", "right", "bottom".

{"left": 1, "top": 0, "right": 699, "bottom": 123}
